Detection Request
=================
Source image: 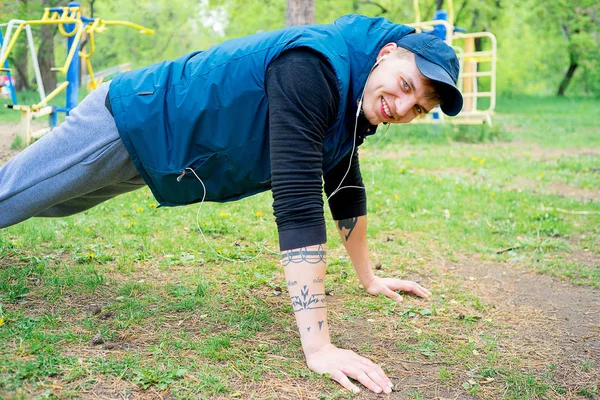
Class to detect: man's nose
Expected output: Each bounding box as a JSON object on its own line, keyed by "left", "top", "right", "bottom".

{"left": 394, "top": 98, "right": 414, "bottom": 119}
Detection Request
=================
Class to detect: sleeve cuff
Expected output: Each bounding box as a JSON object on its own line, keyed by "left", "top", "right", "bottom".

{"left": 278, "top": 222, "right": 327, "bottom": 251}
{"left": 330, "top": 203, "right": 367, "bottom": 221}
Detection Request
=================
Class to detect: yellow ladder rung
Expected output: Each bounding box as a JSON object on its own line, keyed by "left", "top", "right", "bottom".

{"left": 461, "top": 71, "right": 493, "bottom": 77}
{"left": 461, "top": 92, "right": 493, "bottom": 97}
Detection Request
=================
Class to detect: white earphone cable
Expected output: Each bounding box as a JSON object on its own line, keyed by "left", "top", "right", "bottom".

{"left": 187, "top": 56, "right": 387, "bottom": 262}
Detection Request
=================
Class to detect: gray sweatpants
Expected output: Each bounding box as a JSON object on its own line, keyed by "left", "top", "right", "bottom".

{"left": 0, "top": 82, "right": 145, "bottom": 229}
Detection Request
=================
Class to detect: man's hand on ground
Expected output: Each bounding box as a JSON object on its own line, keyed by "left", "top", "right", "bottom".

{"left": 305, "top": 343, "right": 393, "bottom": 394}
{"left": 363, "top": 276, "right": 431, "bottom": 302}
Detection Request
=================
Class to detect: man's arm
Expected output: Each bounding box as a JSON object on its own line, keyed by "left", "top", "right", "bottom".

{"left": 266, "top": 49, "right": 393, "bottom": 394}
{"left": 282, "top": 244, "right": 392, "bottom": 394}
{"left": 324, "top": 147, "right": 431, "bottom": 299}
{"left": 336, "top": 215, "right": 431, "bottom": 300}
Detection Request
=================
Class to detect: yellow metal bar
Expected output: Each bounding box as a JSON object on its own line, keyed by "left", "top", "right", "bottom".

{"left": 460, "top": 50, "right": 494, "bottom": 59}
{"left": 461, "top": 92, "right": 493, "bottom": 97}
{"left": 85, "top": 57, "right": 97, "bottom": 90}
{"left": 58, "top": 21, "right": 78, "bottom": 37}
{"left": 407, "top": 20, "right": 453, "bottom": 45}
{"left": 33, "top": 81, "right": 69, "bottom": 110}
{"left": 57, "top": 9, "right": 80, "bottom": 37}
{"left": 463, "top": 37, "right": 475, "bottom": 112}
{"left": 100, "top": 20, "right": 155, "bottom": 34}
{"left": 447, "top": 0, "right": 454, "bottom": 26}
{"left": 80, "top": 19, "right": 100, "bottom": 58}
{"left": 413, "top": 0, "right": 421, "bottom": 24}
{"left": 453, "top": 31, "right": 498, "bottom": 111}
{"left": 0, "top": 22, "right": 26, "bottom": 67}
{"left": 51, "top": 20, "right": 84, "bottom": 73}
{"left": 0, "top": 19, "right": 84, "bottom": 71}
{"left": 461, "top": 71, "right": 493, "bottom": 77}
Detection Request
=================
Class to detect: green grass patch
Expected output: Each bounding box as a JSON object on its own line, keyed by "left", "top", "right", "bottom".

{"left": 1, "top": 94, "right": 598, "bottom": 397}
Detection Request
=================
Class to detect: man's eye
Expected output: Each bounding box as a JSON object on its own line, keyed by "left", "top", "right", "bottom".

{"left": 415, "top": 105, "right": 422, "bottom": 114}
{"left": 402, "top": 80, "right": 409, "bottom": 90}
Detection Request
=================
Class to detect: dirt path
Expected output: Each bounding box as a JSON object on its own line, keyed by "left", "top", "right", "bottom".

{"left": 233, "top": 256, "right": 599, "bottom": 399}
{"left": 323, "top": 257, "right": 600, "bottom": 400}
{"left": 0, "top": 122, "right": 19, "bottom": 165}
{"left": 1, "top": 129, "right": 597, "bottom": 399}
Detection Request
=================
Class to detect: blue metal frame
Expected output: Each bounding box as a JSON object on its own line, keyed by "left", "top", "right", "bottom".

{"left": 0, "top": 28, "right": 18, "bottom": 105}
{"left": 64, "top": 1, "right": 81, "bottom": 114}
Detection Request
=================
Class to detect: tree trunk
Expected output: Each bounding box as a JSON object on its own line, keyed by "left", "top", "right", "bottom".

{"left": 436, "top": 0, "right": 444, "bottom": 10}
{"left": 454, "top": 0, "right": 469, "bottom": 26}
{"left": 557, "top": 60, "right": 578, "bottom": 96}
{"left": 38, "top": 0, "right": 57, "bottom": 93}
{"left": 286, "top": 0, "right": 315, "bottom": 27}
{"left": 10, "top": 50, "right": 30, "bottom": 91}
{"left": 88, "top": 0, "right": 97, "bottom": 17}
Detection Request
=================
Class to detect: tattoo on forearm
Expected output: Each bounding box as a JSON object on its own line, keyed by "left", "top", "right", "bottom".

{"left": 338, "top": 217, "right": 358, "bottom": 241}
{"left": 291, "top": 285, "right": 326, "bottom": 312}
{"left": 297, "top": 321, "right": 327, "bottom": 336}
{"left": 281, "top": 244, "right": 326, "bottom": 266}
{"left": 287, "top": 280, "right": 298, "bottom": 287}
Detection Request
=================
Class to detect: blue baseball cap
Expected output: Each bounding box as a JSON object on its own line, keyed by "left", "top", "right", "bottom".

{"left": 396, "top": 33, "right": 463, "bottom": 116}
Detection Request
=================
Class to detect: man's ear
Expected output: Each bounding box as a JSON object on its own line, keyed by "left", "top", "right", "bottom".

{"left": 376, "top": 42, "right": 398, "bottom": 62}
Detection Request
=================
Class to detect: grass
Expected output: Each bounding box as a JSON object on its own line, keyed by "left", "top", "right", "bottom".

{"left": 0, "top": 87, "right": 78, "bottom": 143}
{"left": 1, "top": 95, "right": 599, "bottom": 398}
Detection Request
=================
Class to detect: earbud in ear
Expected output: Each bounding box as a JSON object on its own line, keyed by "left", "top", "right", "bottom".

{"left": 375, "top": 54, "right": 389, "bottom": 67}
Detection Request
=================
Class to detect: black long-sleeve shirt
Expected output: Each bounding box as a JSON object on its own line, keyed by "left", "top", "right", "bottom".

{"left": 266, "top": 49, "right": 374, "bottom": 250}
{"left": 105, "top": 49, "right": 375, "bottom": 251}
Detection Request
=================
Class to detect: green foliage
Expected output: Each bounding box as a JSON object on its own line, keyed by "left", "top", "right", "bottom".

{"left": 1, "top": 0, "right": 598, "bottom": 97}
{"left": 0, "top": 94, "right": 598, "bottom": 399}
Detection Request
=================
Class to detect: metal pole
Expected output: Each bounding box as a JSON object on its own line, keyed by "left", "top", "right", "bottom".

{"left": 64, "top": 2, "right": 80, "bottom": 113}
{"left": 25, "top": 25, "right": 46, "bottom": 100}
{"left": 0, "top": 28, "right": 18, "bottom": 104}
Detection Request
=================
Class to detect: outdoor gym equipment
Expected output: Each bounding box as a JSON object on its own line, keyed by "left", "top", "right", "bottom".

{"left": 0, "top": 1, "right": 153, "bottom": 144}
{"left": 408, "top": 0, "right": 497, "bottom": 126}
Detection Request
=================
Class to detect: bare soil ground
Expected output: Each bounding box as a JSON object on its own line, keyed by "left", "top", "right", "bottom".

{"left": 2, "top": 135, "right": 598, "bottom": 399}
{"left": 322, "top": 256, "right": 600, "bottom": 400}
{"left": 448, "top": 257, "right": 600, "bottom": 400}
{"left": 0, "top": 122, "right": 20, "bottom": 165}
{"left": 2, "top": 254, "right": 598, "bottom": 399}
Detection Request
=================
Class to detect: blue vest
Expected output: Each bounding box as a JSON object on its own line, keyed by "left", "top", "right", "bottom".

{"left": 108, "top": 15, "right": 414, "bottom": 206}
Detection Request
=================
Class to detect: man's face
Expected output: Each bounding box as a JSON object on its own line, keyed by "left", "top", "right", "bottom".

{"left": 362, "top": 44, "right": 440, "bottom": 125}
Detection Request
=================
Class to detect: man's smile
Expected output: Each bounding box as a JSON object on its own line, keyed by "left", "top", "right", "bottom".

{"left": 381, "top": 97, "right": 393, "bottom": 120}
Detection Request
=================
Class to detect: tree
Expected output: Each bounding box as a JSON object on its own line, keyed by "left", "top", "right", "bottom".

{"left": 37, "top": 0, "right": 58, "bottom": 93}
{"left": 534, "top": 0, "right": 599, "bottom": 96}
{"left": 286, "top": 0, "right": 315, "bottom": 26}
{"left": 2, "top": 0, "right": 33, "bottom": 91}
{"left": 554, "top": 4, "right": 599, "bottom": 95}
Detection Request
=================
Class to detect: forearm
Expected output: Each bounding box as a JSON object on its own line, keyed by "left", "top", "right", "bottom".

{"left": 282, "top": 244, "right": 331, "bottom": 355}
{"left": 335, "top": 215, "right": 375, "bottom": 286}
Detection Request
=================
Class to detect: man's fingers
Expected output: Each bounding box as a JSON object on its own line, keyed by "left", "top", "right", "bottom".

{"left": 383, "top": 287, "right": 403, "bottom": 302}
{"left": 330, "top": 370, "right": 360, "bottom": 394}
{"left": 398, "top": 281, "right": 431, "bottom": 298}
{"left": 413, "top": 282, "right": 431, "bottom": 297}
{"left": 371, "top": 362, "right": 392, "bottom": 388}
{"left": 341, "top": 366, "right": 383, "bottom": 393}
{"left": 365, "top": 369, "right": 392, "bottom": 393}
{"left": 410, "top": 283, "right": 431, "bottom": 298}
{"left": 358, "top": 359, "right": 393, "bottom": 392}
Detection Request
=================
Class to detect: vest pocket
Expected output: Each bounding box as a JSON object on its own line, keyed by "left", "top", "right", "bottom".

{"left": 145, "top": 153, "right": 245, "bottom": 205}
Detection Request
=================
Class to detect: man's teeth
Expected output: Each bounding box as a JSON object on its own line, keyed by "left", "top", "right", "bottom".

{"left": 382, "top": 98, "right": 392, "bottom": 118}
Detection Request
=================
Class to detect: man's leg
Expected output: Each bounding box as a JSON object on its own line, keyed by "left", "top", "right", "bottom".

{"left": 0, "top": 82, "right": 145, "bottom": 229}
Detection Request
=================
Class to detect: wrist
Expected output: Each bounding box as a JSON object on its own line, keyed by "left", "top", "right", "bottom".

{"left": 303, "top": 341, "right": 334, "bottom": 358}
{"left": 357, "top": 266, "right": 376, "bottom": 287}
